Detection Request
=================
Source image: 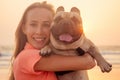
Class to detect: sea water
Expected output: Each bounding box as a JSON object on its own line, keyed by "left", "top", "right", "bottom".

{"left": 0, "top": 46, "right": 120, "bottom": 68}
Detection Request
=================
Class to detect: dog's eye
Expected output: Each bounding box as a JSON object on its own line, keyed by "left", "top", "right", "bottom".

{"left": 71, "top": 16, "right": 80, "bottom": 24}
{"left": 54, "top": 16, "right": 63, "bottom": 23}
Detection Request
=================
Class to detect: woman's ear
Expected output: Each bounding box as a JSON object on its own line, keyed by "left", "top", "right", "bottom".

{"left": 56, "top": 6, "right": 64, "bottom": 13}
{"left": 70, "top": 7, "right": 80, "bottom": 15}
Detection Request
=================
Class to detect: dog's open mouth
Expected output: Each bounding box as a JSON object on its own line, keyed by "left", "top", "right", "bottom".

{"left": 59, "top": 34, "right": 73, "bottom": 42}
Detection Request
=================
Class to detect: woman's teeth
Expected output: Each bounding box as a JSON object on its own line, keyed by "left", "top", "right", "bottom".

{"left": 34, "top": 37, "right": 45, "bottom": 42}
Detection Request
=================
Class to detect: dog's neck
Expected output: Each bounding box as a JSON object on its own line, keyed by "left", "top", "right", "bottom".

{"left": 50, "top": 33, "right": 88, "bottom": 50}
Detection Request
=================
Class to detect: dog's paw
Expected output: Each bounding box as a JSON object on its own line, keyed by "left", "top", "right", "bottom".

{"left": 98, "top": 61, "right": 112, "bottom": 73}
{"left": 40, "top": 45, "right": 52, "bottom": 57}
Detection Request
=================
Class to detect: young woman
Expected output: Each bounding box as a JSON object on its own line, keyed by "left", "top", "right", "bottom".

{"left": 9, "top": 1, "right": 95, "bottom": 80}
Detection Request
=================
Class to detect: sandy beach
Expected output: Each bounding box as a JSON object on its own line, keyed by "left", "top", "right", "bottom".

{"left": 88, "top": 65, "right": 120, "bottom": 80}
{"left": 0, "top": 65, "right": 120, "bottom": 80}
{"left": 0, "top": 68, "right": 10, "bottom": 80}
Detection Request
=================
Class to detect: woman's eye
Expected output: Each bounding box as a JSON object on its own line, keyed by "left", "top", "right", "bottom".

{"left": 42, "top": 22, "right": 50, "bottom": 27}
{"left": 30, "top": 23, "right": 37, "bottom": 27}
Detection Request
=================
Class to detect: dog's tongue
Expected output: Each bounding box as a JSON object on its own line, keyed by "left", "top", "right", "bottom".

{"left": 59, "top": 34, "right": 73, "bottom": 42}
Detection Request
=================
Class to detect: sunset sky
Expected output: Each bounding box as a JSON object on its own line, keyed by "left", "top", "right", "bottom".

{"left": 0, "top": 0, "right": 120, "bottom": 46}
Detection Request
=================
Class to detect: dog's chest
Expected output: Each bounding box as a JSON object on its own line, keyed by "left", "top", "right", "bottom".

{"left": 51, "top": 44, "right": 78, "bottom": 56}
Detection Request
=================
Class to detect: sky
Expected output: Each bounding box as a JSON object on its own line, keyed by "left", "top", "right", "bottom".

{"left": 0, "top": 0, "right": 120, "bottom": 46}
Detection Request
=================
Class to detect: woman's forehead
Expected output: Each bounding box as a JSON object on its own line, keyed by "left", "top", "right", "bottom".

{"left": 26, "top": 8, "right": 53, "bottom": 21}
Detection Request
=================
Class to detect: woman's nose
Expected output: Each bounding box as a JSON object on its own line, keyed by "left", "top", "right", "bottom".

{"left": 36, "top": 26, "right": 43, "bottom": 34}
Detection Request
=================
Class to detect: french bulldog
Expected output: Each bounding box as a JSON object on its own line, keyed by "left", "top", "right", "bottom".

{"left": 40, "top": 6, "right": 112, "bottom": 80}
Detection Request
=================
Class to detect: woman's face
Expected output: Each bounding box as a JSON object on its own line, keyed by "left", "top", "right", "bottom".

{"left": 23, "top": 8, "right": 53, "bottom": 49}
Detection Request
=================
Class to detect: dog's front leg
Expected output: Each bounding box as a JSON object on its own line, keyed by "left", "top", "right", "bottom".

{"left": 40, "top": 44, "right": 52, "bottom": 57}
{"left": 87, "top": 40, "right": 112, "bottom": 73}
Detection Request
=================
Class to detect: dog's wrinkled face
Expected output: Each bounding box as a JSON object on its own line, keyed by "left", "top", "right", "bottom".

{"left": 51, "top": 6, "right": 83, "bottom": 44}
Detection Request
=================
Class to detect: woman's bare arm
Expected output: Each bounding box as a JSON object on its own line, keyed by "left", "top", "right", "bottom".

{"left": 34, "top": 53, "right": 95, "bottom": 71}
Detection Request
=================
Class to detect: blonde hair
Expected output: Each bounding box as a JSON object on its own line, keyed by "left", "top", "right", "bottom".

{"left": 9, "top": 1, "right": 55, "bottom": 80}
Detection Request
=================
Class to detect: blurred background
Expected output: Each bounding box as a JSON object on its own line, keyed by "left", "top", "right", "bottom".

{"left": 0, "top": 0, "right": 120, "bottom": 80}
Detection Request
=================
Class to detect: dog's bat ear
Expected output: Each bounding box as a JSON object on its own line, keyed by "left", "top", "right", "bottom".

{"left": 56, "top": 6, "right": 64, "bottom": 13}
{"left": 70, "top": 7, "right": 80, "bottom": 15}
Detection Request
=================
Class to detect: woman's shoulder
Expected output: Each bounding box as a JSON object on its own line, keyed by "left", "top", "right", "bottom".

{"left": 22, "top": 49, "right": 40, "bottom": 53}
{"left": 18, "top": 49, "right": 40, "bottom": 59}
